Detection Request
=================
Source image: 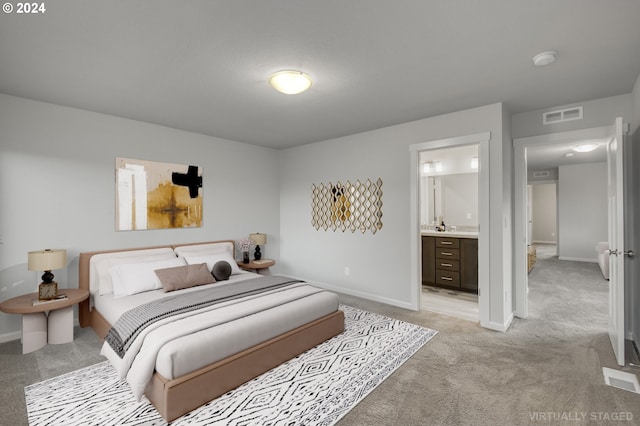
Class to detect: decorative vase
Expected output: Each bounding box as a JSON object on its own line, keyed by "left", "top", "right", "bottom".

{"left": 242, "top": 251, "right": 250, "bottom": 264}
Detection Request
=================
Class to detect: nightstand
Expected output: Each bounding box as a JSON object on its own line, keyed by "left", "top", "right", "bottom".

{"left": 0, "top": 288, "right": 89, "bottom": 354}
{"left": 237, "top": 259, "right": 275, "bottom": 275}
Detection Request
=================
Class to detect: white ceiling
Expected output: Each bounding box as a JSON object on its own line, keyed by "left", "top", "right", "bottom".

{"left": 526, "top": 139, "right": 608, "bottom": 169}
{"left": 1, "top": 1, "right": 639, "bottom": 149}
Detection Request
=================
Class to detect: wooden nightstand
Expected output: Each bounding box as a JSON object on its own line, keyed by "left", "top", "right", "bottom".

{"left": 0, "top": 288, "right": 89, "bottom": 354}
{"left": 237, "top": 259, "right": 275, "bottom": 275}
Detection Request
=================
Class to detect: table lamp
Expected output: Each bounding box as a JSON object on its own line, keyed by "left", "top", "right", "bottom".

{"left": 249, "top": 233, "right": 267, "bottom": 260}
{"left": 28, "top": 249, "right": 67, "bottom": 300}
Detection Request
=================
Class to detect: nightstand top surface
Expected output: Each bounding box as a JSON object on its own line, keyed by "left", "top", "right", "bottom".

{"left": 237, "top": 259, "right": 275, "bottom": 269}
{"left": 0, "top": 288, "right": 89, "bottom": 314}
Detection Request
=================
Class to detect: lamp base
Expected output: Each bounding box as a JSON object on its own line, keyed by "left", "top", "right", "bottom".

{"left": 41, "top": 270, "right": 54, "bottom": 284}
{"left": 254, "top": 246, "right": 262, "bottom": 260}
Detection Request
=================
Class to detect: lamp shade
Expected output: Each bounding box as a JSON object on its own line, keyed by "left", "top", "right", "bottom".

{"left": 249, "top": 233, "right": 267, "bottom": 246}
{"left": 28, "top": 249, "right": 67, "bottom": 272}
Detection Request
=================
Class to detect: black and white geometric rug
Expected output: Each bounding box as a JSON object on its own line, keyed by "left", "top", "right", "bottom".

{"left": 25, "top": 305, "right": 437, "bottom": 425}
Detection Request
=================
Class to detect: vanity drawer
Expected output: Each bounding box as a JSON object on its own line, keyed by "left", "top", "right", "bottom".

{"left": 436, "top": 259, "right": 459, "bottom": 272}
{"left": 435, "top": 270, "right": 460, "bottom": 287}
{"left": 435, "top": 237, "right": 460, "bottom": 248}
{"left": 435, "top": 248, "right": 460, "bottom": 260}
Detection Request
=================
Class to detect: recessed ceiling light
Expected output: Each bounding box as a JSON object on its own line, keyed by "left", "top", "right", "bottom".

{"left": 571, "top": 143, "right": 598, "bottom": 153}
{"left": 532, "top": 51, "right": 557, "bottom": 67}
{"left": 268, "top": 70, "right": 312, "bottom": 95}
{"left": 565, "top": 152, "right": 575, "bottom": 158}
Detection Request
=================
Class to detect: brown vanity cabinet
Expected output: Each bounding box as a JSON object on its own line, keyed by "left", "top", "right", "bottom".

{"left": 422, "top": 235, "right": 478, "bottom": 293}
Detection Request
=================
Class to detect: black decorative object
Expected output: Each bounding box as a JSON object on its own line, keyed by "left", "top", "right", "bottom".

{"left": 249, "top": 233, "right": 266, "bottom": 261}
{"left": 212, "top": 261, "right": 232, "bottom": 281}
{"left": 242, "top": 251, "right": 250, "bottom": 264}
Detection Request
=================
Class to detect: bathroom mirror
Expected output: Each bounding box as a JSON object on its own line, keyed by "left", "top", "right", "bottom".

{"left": 424, "top": 172, "right": 478, "bottom": 227}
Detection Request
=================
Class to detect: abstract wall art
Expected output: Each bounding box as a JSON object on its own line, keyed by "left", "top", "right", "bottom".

{"left": 311, "top": 178, "right": 383, "bottom": 234}
{"left": 115, "top": 157, "right": 203, "bottom": 231}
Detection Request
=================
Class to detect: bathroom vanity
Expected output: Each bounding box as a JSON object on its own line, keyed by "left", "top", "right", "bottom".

{"left": 421, "top": 232, "right": 478, "bottom": 293}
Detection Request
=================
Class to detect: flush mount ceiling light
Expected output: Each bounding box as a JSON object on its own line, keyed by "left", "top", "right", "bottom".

{"left": 571, "top": 143, "right": 599, "bottom": 153}
{"left": 268, "top": 70, "right": 313, "bottom": 95}
{"left": 532, "top": 51, "right": 557, "bottom": 67}
{"left": 564, "top": 152, "right": 575, "bottom": 158}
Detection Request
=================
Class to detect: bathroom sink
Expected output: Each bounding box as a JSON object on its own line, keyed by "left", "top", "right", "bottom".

{"left": 421, "top": 230, "right": 478, "bottom": 238}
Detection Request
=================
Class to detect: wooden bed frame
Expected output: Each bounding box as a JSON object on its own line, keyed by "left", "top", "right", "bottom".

{"left": 78, "top": 241, "right": 345, "bottom": 422}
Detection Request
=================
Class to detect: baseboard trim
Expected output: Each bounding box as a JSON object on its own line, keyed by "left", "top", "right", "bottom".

{"left": 287, "top": 274, "right": 416, "bottom": 311}
{"left": 0, "top": 318, "right": 81, "bottom": 344}
{"left": 0, "top": 330, "right": 21, "bottom": 344}
{"left": 558, "top": 256, "right": 598, "bottom": 263}
{"left": 483, "top": 313, "right": 514, "bottom": 332}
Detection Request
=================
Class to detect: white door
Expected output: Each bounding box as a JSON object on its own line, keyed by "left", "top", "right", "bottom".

{"left": 527, "top": 185, "right": 533, "bottom": 246}
{"left": 606, "top": 117, "right": 626, "bottom": 366}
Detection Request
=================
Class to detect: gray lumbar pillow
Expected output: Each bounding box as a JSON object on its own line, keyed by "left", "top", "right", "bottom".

{"left": 211, "top": 260, "right": 232, "bottom": 281}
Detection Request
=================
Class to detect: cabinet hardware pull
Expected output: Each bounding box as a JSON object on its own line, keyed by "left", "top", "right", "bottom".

{"left": 441, "top": 252, "right": 452, "bottom": 256}
{"left": 441, "top": 241, "right": 453, "bottom": 245}
{"left": 441, "top": 276, "right": 453, "bottom": 281}
{"left": 441, "top": 263, "right": 452, "bottom": 267}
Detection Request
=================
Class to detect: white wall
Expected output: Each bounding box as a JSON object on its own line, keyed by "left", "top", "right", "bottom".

{"left": 0, "top": 94, "right": 281, "bottom": 341}
{"left": 441, "top": 173, "right": 478, "bottom": 227}
{"left": 531, "top": 184, "right": 557, "bottom": 244}
{"left": 632, "top": 73, "right": 640, "bottom": 134}
{"left": 279, "top": 103, "right": 513, "bottom": 330}
{"left": 512, "top": 94, "right": 633, "bottom": 139}
{"left": 557, "top": 163, "right": 607, "bottom": 262}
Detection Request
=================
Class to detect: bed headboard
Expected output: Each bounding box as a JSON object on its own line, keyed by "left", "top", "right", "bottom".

{"left": 78, "top": 240, "right": 236, "bottom": 332}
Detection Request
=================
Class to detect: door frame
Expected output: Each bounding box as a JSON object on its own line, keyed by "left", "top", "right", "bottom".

{"left": 513, "top": 125, "right": 610, "bottom": 318}
{"left": 409, "top": 132, "right": 490, "bottom": 327}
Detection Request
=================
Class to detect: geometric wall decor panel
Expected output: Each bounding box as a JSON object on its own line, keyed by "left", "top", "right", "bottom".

{"left": 311, "top": 178, "right": 383, "bottom": 234}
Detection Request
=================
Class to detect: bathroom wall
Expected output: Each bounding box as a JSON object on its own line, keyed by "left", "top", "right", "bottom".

{"left": 440, "top": 173, "right": 478, "bottom": 227}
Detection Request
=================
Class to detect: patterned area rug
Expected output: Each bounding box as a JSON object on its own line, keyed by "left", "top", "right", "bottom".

{"left": 25, "top": 305, "right": 437, "bottom": 426}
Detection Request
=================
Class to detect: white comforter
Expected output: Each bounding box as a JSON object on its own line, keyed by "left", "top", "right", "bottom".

{"left": 100, "top": 281, "right": 327, "bottom": 400}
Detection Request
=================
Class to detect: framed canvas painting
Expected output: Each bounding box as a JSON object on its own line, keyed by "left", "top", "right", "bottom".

{"left": 115, "top": 157, "right": 203, "bottom": 231}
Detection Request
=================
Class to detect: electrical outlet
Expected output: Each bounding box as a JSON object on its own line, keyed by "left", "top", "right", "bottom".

{"left": 344, "top": 267, "right": 350, "bottom": 276}
{"left": 466, "top": 213, "right": 471, "bottom": 220}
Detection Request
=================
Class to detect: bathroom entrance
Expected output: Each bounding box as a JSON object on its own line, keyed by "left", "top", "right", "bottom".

{"left": 409, "top": 132, "right": 490, "bottom": 328}
{"left": 419, "top": 144, "right": 479, "bottom": 321}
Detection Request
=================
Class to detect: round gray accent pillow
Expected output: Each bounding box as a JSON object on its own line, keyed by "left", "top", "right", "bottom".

{"left": 211, "top": 260, "right": 232, "bottom": 281}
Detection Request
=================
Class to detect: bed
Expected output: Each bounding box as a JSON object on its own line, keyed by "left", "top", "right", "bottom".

{"left": 78, "top": 240, "right": 344, "bottom": 422}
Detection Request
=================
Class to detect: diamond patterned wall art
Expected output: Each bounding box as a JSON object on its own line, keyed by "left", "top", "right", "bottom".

{"left": 311, "top": 178, "right": 383, "bottom": 234}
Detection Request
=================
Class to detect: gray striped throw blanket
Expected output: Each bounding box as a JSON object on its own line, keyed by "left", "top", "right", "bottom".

{"left": 105, "top": 275, "right": 302, "bottom": 358}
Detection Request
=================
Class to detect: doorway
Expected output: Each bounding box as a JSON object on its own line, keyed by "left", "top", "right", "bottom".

{"left": 419, "top": 145, "right": 480, "bottom": 321}
{"left": 529, "top": 181, "right": 558, "bottom": 259}
{"left": 514, "top": 125, "right": 611, "bottom": 318}
{"left": 409, "top": 132, "right": 490, "bottom": 327}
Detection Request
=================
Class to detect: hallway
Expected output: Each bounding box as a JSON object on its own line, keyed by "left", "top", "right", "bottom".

{"left": 528, "top": 243, "right": 609, "bottom": 334}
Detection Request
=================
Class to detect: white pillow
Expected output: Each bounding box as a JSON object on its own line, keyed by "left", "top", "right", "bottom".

{"left": 174, "top": 242, "right": 234, "bottom": 258}
{"left": 183, "top": 253, "right": 244, "bottom": 276}
{"left": 90, "top": 248, "right": 177, "bottom": 295}
{"left": 110, "top": 257, "right": 187, "bottom": 298}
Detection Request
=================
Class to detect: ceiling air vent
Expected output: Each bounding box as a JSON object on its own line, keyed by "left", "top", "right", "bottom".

{"left": 533, "top": 171, "right": 550, "bottom": 178}
{"left": 543, "top": 106, "right": 583, "bottom": 125}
